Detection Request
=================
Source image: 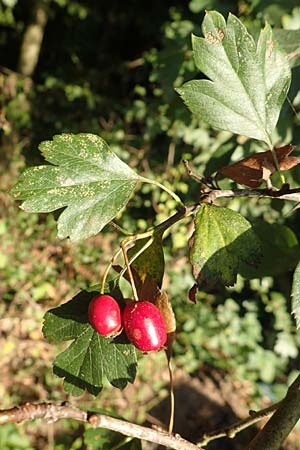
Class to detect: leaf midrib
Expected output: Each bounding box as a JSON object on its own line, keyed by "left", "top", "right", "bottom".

{"left": 16, "top": 178, "right": 136, "bottom": 195}
{"left": 221, "top": 34, "right": 269, "bottom": 143}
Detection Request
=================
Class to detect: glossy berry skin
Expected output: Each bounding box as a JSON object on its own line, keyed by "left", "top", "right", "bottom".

{"left": 123, "top": 301, "right": 167, "bottom": 352}
{"left": 88, "top": 294, "right": 122, "bottom": 338}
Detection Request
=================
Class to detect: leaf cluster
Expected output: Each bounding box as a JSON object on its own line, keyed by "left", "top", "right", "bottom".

{"left": 8, "top": 7, "right": 300, "bottom": 405}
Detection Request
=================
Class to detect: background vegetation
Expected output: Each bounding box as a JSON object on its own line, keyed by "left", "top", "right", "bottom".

{"left": 1, "top": 0, "right": 300, "bottom": 449}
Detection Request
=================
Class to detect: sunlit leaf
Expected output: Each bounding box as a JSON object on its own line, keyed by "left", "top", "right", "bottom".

{"left": 12, "top": 133, "right": 143, "bottom": 242}
{"left": 177, "top": 11, "right": 291, "bottom": 146}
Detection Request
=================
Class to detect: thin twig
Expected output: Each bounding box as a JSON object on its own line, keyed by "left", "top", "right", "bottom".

{"left": 198, "top": 401, "right": 281, "bottom": 446}
{"left": 89, "top": 413, "right": 200, "bottom": 450}
{"left": 121, "top": 241, "right": 139, "bottom": 302}
{"left": 110, "top": 221, "right": 133, "bottom": 236}
{"left": 119, "top": 236, "right": 154, "bottom": 283}
{"left": 140, "top": 175, "right": 183, "bottom": 205}
{"left": 182, "top": 159, "right": 210, "bottom": 188}
{"left": 0, "top": 403, "right": 203, "bottom": 450}
{"left": 246, "top": 373, "right": 300, "bottom": 450}
{"left": 287, "top": 47, "right": 300, "bottom": 65}
{"left": 202, "top": 186, "right": 300, "bottom": 203}
{"left": 100, "top": 247, "right": 123, "bottom": 294}
{"left": 102, "top": 185, "right": 300, "bottom": 293}
{"left": 167, "top": 357, "right": 175, "bottom": 434}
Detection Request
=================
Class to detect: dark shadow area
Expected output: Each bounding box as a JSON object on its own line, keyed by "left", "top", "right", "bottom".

{"left": 145, "top": 373, "right": 257, "bottom": 450}
{"left": 47, "top": 290, "right": 94, "bottom": 324}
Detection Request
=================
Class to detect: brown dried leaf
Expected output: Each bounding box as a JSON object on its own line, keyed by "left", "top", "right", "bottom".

{"left": 218, "top": 144, "right": 298, "bottom": 188}
{"left": 155, "top": 292, "right": 176, "bottom": 334}
{"left": 188, "top": 284, "right": 198, "bottom": 303}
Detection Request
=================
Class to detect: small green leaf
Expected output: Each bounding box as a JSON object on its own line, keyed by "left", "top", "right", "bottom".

{"left": 292, "top": 261, "right": 300, "bottom": 329}
{"left": 177, "top": 11, "right": 291, "bottom": 146}
{"left": 273, "top": 29, "right": 300, "bottom": 68}
{"left": 12, "top": 133, "right": 143, "bottom": 242}
{"left": 43, "top": 290, "right": 137, "bottom": 396}
{"left": 190, "top": 204, "right": 262, "bottom": 286}
{"left": 239, "top": 221, "right": 300, "bottom": 278}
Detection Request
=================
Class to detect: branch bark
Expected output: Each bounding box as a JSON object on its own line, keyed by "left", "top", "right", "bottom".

{"left": 0, "top": 402, "right": 203, "bottom": 450}
{"left": 198, "top": 401, "right": 281, "bottom": 446}
{"left": 246, "top": 374, "right": 300, "bottom": 450}
{"left": 202, "top": 187, "right": 300, "bottom": 203}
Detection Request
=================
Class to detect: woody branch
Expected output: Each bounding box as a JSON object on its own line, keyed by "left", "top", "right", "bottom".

{"left": 0, "top": 402, "right": 202, "bottom": 450}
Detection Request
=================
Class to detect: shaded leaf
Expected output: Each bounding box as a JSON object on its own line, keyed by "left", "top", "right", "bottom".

{"left": 43, "top": 290, "right": 137, "bottom": 396}
{"left": 190, "top": 204, "right": 262, "bottom": 286}
{"left": 239, "top": 220, "right": 300, "bottom": 278}
{"left": 127, "top": 235, "right": 165, "bottom": 302}
{"left": 218, "top": 144, "right": 299, "bottom": 188}
{"left": 292, "top": 261, "right": 300, "bottom": 329}
{"left": 12, "top": 133, "right": 143, "bottom": 242}
{"left": 177, "top": 11, "right": 291, "bottom": 146}
{"left": 273, "top": 29, "right": 300, "bottom": 68}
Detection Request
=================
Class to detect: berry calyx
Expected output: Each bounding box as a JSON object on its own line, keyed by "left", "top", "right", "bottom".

{"left": 123, "top": 301, "right": 167, "bottom": 352}
{"left": 88, "top": 294, "right": 122, "bottom": 338}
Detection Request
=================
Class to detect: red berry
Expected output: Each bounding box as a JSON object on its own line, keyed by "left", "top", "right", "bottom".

{"left": 123, "top": 301, "right": 167, "bottom": 352}
{"left": 88, "top": 294, "right": 122, "bottom": 338}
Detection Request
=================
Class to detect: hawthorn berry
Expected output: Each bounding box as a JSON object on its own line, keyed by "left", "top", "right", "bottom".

{"left": 88, "top": 294, "right": 122, "bottom": 338}
{"left": 123, "top": 301, "right": 167, "bottom": 352}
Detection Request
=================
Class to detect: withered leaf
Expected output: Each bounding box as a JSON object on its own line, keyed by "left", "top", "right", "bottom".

{"left": 155, "top": 292, "right": 176, "bottom": 334}
{"left": 188, "top": 284, "right": 198, "bottom": 304}
{"left": 218, "top": 144, "right": 298, "bottom": 188}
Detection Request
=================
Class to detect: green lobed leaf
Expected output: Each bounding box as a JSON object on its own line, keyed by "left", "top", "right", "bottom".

{"left": 273, "top": 29, "right": 300, "bottom": 68}
{"left": 239, "top": 220, "right": 300, "bottom": 279}
{"left": 190, "top": 204, "right": 262, "bottom": 286}
{"left": 42, "top": 290, "right": 137, "bottom": 396}
{"left": 292, "top": 261, "right": 300, "bottom": 329}
{"left": 177, "top": 11, "right": 291, "bottom": 146}
{"left": 11, "top": 133, "right": 143, "bottom": 242}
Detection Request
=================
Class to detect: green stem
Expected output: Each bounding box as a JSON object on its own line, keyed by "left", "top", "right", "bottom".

{"left": 140, "top": 176, "right": 183, "bottom": 205}
{"left": 121, "top": 241, "right": 139, "bottom": 302}
{"left": 100, "top": 247, "right": 123, "bottom": 294}
{"left": 101, "top": 206, "right": 190, "bottom": 295}
{"left": 267, "top": 141, "right": 285, "bottom": 187}
{"left": 119, "top": 236, "right": 154, "bottom": 283}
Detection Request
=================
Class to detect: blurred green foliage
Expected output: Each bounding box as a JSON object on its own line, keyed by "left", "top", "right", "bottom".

{"left": 1, "top": 0, "right": 300, "bottom": 448}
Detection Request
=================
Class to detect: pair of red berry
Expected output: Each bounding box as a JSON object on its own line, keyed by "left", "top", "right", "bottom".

{"left": 88, "top": 294, "right": 167, "bottom": 353}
